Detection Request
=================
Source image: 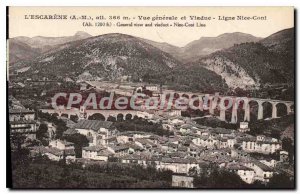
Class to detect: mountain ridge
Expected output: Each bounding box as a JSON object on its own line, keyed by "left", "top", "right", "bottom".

{"left": 192, "top": 28, "right": 294, "bottom": 89}
{"left": 11, "top": 33, "right": 180, "bottom": 82}
{"left": 9, "top": 28, "right": 294, "bottom": 95}
{"left": 9, "top": 31, "right": 92, "bottom": 64}
{"left": 140, "top": 32, "right": 262, "bottom": 63}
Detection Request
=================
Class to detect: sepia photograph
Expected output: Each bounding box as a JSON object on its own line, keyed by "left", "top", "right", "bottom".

{"left": 6, "top": 6, "right": 295, "bottom": 189}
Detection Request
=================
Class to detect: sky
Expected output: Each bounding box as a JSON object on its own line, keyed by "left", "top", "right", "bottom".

{"left": 9, "top": 6, "right": 294, "bottom": 47}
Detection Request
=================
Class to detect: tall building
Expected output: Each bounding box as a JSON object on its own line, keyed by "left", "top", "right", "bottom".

{"left": 9, "top": 96, "right": 37, "bottom": 139}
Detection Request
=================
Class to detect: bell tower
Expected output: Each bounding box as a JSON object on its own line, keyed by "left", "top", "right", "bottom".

{"left": 79, "top": 105, "right": 87, "bottom": 120}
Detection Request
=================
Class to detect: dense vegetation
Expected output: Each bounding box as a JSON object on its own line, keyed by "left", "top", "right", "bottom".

{"left": 63, "top": 133, "right": 89, "bottom": 158}
{"left": 194, "top": 116, "right": 239, "bottom": 130}
{"left": 248, "top": 115, "right": 294, "bottom": 138}
{"left": 10, "top": 145, "right": 172, "bottom": 189}
{"left": 191, "top": 165, "right": 248, "bottom": 188}
{"left": 113, "top": 117, "right": 174, "bottom": 136}
{"left": 143, "top": 64, "right": 228, "bottom": 93}
{"left": 10, "top": 28, "right": 294, "bottom": 101}
{"left": 190, "top": 164, "right": 294, "bottom": 189}
{"left": 38, "top": 111, "right": 68, "bottom": 139}
{"left": 11, "top": 157, "right": 172, "bottom": 188}
{"left": 267, "top": 172, "right": 294, "bottom": 188}
{"left": 201, "top": 42, "right": 293, "bottom": 86}
{"left": 14, "top": 34, "right": 177, "bottom": 82}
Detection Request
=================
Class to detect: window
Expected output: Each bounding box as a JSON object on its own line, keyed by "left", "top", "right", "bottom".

{"left": 180, "top": 181, "right": 185, "bottom": 187}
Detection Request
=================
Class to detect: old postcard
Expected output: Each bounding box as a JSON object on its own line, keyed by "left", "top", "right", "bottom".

{"left": 7, "top": 6, "right": 295, "bottom": 189}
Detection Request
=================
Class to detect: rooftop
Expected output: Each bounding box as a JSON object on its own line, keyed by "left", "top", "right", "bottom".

{"left": 83, "top": 145, "right": 106, "bottom": 152}
{"left": 73, "top": 119, "right": 113, "bottom": 131}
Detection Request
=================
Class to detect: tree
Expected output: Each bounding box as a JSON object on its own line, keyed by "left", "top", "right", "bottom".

{"left": 282, "top": 137, "right": 294, "bottom": 163}
{"left": 113, "top": 117, "right": 173, "bottom": 136}
{"left": 25, "top": 138, "right": 41, "bottom": 147}
{"left": 11, "top": 133, "right": 26, "bottom": 151}
{"left": 181, "top": 111, "right": 190, "bottom": 118}
{"left": 55, "top": 121, "right": 68, "bottom": 139}
{"left": 107, "top": 116, "right": 116, "bottom": 122}
{"left": 267, "top": 173, "right": 294, "bottom": 188}
{"left": 10, "top": 133, "right": 30, "bottom": 168}
{"left": 188, "top": 166, "right": 199, "bottom": 176}
{"left": 58, "top": 162, "right": 71, "bottom": 188}
{"left": 39, "top": 111, "right": 68, "bottom": 139}
{"left": 63, "top": 134, "right": 89, "bottom": 158}
{"left": 208, "top": 169, "right": 246, "bottom": 188}
{"left": 193, "top": 166, "right": 247, "bottom": 188}
{"left": 70, "top": 115, "right": 79, "bottom": 122}
{"left": 37, "top": 123, "right": 48, "bottom": 140}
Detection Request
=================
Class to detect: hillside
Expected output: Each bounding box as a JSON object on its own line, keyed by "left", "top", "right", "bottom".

{"left": 9, "top": 31, "right": 92, "bottom": 64}
{"left": 182, "top": 32, "right": 261, "bottom": 62}
{"left": 197, "top": 42, "right": 289, "bottom": 89}
{"left": 8, "top": 40, "right": 41, "bottom": 64}
{"left": 260, "top": 28, "right": 295, "bottom": 80}
{"left": 142, "top": 63, "right": 228, "bottom": 93}
{"left": 190, "top": 28, "right": 294, "bottom": 90}
{"left": 12, "top": 33, "right": 180, "bottom": 82}
{"left": 261, "top": 28, "right": 294, "bottom": 54}
{"left": 12, "top": 31, "right": 92, "bottom": 52}
{"left": 143, "top": 32, "right": 261, "bottom": 63}
{"left": 138, "top": 38, "right": 184, "bottom": 62}
{"left": 9, "top": 28, "right": 294, "bottom": 95}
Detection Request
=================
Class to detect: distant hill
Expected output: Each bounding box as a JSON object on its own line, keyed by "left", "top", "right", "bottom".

{"left": 260, "top": 28, "right": 295, "bottom": 80}
{"left": 138, "top": 38, "right": 183, "bottom": 62}
{"left": 8, "top": 40, "right": 41, "bottom": 64}
{"left": 142, "top": 63, "right": 228, "bottom": 93}
{"left": 9, "top": 28, "right": 294, "bottom": 96}
{"left": 191, "top": 28, "right": 294, "bottom": 89}
{"left": 9, "top": 31, "right": 92, "bottom": 64}
{"left": 11, "top": 33, "right": 180, "bottom": 82}
{"left": 260, "top": 28, "right": 294, "bottom": 54}
{"left": 143, "top": 32, "right": 261, "bottom": 63}
{"left": 182, "top": 32, "right": 261, "bottom": 62}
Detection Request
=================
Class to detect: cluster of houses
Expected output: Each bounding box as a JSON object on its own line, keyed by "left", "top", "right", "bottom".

{"left": 9, "top": 96, "right": 37, "bottom": 140}
{"left": 9, "top": 94, "right": 291, "bottom": 187}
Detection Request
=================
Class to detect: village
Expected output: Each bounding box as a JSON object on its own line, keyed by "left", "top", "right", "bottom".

{"left": 8, "top": 79, "right": 294, "bottom": 188}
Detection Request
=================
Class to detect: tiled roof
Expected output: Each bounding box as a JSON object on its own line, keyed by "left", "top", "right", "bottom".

{"left": 226, "top": 163, "right": 253, "bottom": 171}
{"left": 135, "top": 138, "right": 156, "bottom": 147}
{"left": 30, "top": 146, "right": 75, "bottom": 156}
{"left": 97, "top": 149, "right": 114, "bottom": 156}
{"left": 121, "top": 154, "right": 143, "bottom": 160}
{"left": 83, "top": 145, "right": 106, "bottom": 152}
{"left": 109, "top": 144, "right": 129, "bottom": 152}
{"left": 51, "top": 139, "right": 74, "bottom": 146}
{"left": 252, "top": 160, "right": 273, "bottom": 172}
{"left": 196, "top": 160, "right": 209, "bottom": 167}
{"left": 63, "top": 128, "right": 78, "bottom": 135}
{"left": 9, "top": 108, "right": 35, "bottom": 114}
{"left": 240, "top": 136, "right": 256, "bottom": 142}
{"left": 161, "top": 157, "right": 191, "bottom": 164}
{"left": 64, "top": 149, "right": 76, "bottom": 155}
{"left": 210, "top": 128, "right": 232, "bottom": 134}
{"left": 256, "top": 140, "right": 281, "bottom": 145}
{"left": 124, "top": 142, "right": 143, "bottom": 150}
{"left": 10, "top": 120, "right": 36, "bottom": 124}
{"left": 73, "top": 119, "right": 113, "bottom": 131}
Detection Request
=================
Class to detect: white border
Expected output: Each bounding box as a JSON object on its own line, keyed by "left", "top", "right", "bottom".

{"left": 1, "top": 0, "right": 298, "bottom": 193}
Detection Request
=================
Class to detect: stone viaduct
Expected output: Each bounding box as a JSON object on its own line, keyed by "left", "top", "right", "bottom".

{"left": 40, "top": 106, "right": 141, "bottom": 121}
{"left": 42, "top": 90, "right": 294, "bottom": 124}
{"left": 160, "top": 90, "right": 294, "bottom": 123}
